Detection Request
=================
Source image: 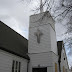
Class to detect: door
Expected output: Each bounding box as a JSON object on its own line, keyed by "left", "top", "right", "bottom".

{"left": 32, "top": 67, "right": 47, "bottom": 72}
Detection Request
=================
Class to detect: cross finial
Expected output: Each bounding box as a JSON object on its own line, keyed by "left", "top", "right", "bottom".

{"left": 40, "top": 0, "right": 43, "bottom": 13}
{"left": 34, "top": 28, "right": 43, "bottom": 43}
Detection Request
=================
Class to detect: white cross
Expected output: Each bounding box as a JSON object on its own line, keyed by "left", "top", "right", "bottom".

{"left": 40, "top": 0, "right": 43, "bottom": 13}
{"left": 34, "top": 28, "right": 43, "bottom": 43}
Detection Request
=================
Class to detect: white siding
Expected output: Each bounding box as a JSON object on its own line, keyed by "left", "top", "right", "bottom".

{"left": 29, "top": 12, "right": 55, "bottom": 28}
{"left": 28, "top": 24, "right": 51, "bottom": 53}
{"left": 28, "top": 52, "right": 58, "bottom": 72}
{"left": 52, "top": 52, "right": 59, "bottom": 72}
{"left": 28, "top": 11, "right": 57, "bottom": 54}
{"left": 61, "top": 49, "right": 69, "bottom": 72}
{"left": 50, "top": 25, "right": 57, "bottom": 55}
{"left": 0, "top": 50, "right": 28, "bottom": 72}
{"left": 29, "top": 52, "right": 52, "bottom": 67}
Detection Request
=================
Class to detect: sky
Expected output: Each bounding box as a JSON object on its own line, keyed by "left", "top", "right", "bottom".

{"left": 0, "top": 0, "right": 72, "bottom": 68}
{"left": 0, "top": 0, "right": 66, "bottom": 39}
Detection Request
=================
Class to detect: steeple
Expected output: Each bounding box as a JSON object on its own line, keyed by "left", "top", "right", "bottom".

{"left": 40, "top": 0, "right": 43, "bottom": 13}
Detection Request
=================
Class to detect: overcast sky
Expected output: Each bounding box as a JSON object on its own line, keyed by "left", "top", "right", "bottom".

{"left": 0, "top": 0, "right": 66, "bottom": 39}
{"left": 0, "top": 0, "right": 72, "bottom": 68}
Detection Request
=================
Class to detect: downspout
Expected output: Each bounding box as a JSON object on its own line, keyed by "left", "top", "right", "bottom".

{"left": 58, "top": 60, "right": 61, "bottom": 72}
{"left": 27, "top": 60, "right": 30, "bottom": 72}
{"left": 58, "top": 55, "right": 61, "bottom": 72}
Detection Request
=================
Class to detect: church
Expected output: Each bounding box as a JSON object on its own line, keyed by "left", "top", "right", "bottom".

{"left": 0, "top": 6, "right": 69, "bottom": 72}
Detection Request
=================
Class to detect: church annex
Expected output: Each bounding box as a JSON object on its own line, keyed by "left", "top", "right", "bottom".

{"left": 0, "top": 11, "right": 69, "bottom": 72}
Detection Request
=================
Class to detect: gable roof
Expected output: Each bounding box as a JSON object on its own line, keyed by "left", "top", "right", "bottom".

{"left": 0, "top": 21, "right": 29, "bottom": 60}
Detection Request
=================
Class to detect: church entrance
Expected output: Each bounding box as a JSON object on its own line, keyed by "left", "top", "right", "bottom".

{"left": 32, "top": 67, "right": 47, "bottom": 72}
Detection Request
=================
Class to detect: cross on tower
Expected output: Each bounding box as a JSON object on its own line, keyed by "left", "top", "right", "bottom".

{"left": 40, "top": 0, "right": 43, "bottom": 13}
{"left": 34, "top": 28, "right": 43, "bottom": 43}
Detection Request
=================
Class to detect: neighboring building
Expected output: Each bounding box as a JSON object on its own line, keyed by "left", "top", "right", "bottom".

{"left": 0, "top": 11, "right": 69, "bottom": 72}
{"left": 57, "top": 41, "right": 69, "bottom": 72}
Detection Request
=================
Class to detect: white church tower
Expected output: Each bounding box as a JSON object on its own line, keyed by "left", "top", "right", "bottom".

{"left": 28, "top": 0, "right": 58, "bottom": 72}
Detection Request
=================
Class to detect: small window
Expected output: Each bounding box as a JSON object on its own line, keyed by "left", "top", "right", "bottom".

{"left": 18, "top": 62, "right": 21, "bottom": 72}
{"left": 12, "top": 60, "right": 15, "bottom": 72}
{"left": 15, "top": 61, "right": 18, "bottom": 72}
{"left": 12, "top": 60, "right": 21, "bottom": 72}
{"left": 64, "top": 58, "right": 65, "bottom": 60}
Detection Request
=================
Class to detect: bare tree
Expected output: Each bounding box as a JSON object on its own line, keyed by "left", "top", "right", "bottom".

{"left": 22, "top": 0, "right": 72, "bottom": 53}
{"left": 22, "top": 0, "right": 72, "bottom": 67}
{"left": 31, "top": 0, "right": 72, "bottom": 68}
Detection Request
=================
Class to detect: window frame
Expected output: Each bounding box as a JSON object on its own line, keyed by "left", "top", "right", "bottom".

{"left": 12, "top": 60, "right": 21, "bottom": 72}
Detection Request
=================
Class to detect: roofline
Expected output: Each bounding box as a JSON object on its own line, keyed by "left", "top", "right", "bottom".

{"left": 0, "top": 47, "right": 30, "bottom": 60}
{"left": 30, "top": 11, "right": 55, "bottom": 23}
{"left": 0, "top": 21, "right": 28, "bottom": 41}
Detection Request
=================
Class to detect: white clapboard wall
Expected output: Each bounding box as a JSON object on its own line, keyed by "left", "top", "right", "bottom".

{"left": 0, "top": 50, "right": 27, "bottom": 72}
{"left": 61, "top": 49, "right": 69, "bottom": 72}
{"left": 28, "top": 51, "right": 58, "bottom": 72}
{"left": 28, "top": 12, "right": 57, "bottom": 55}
